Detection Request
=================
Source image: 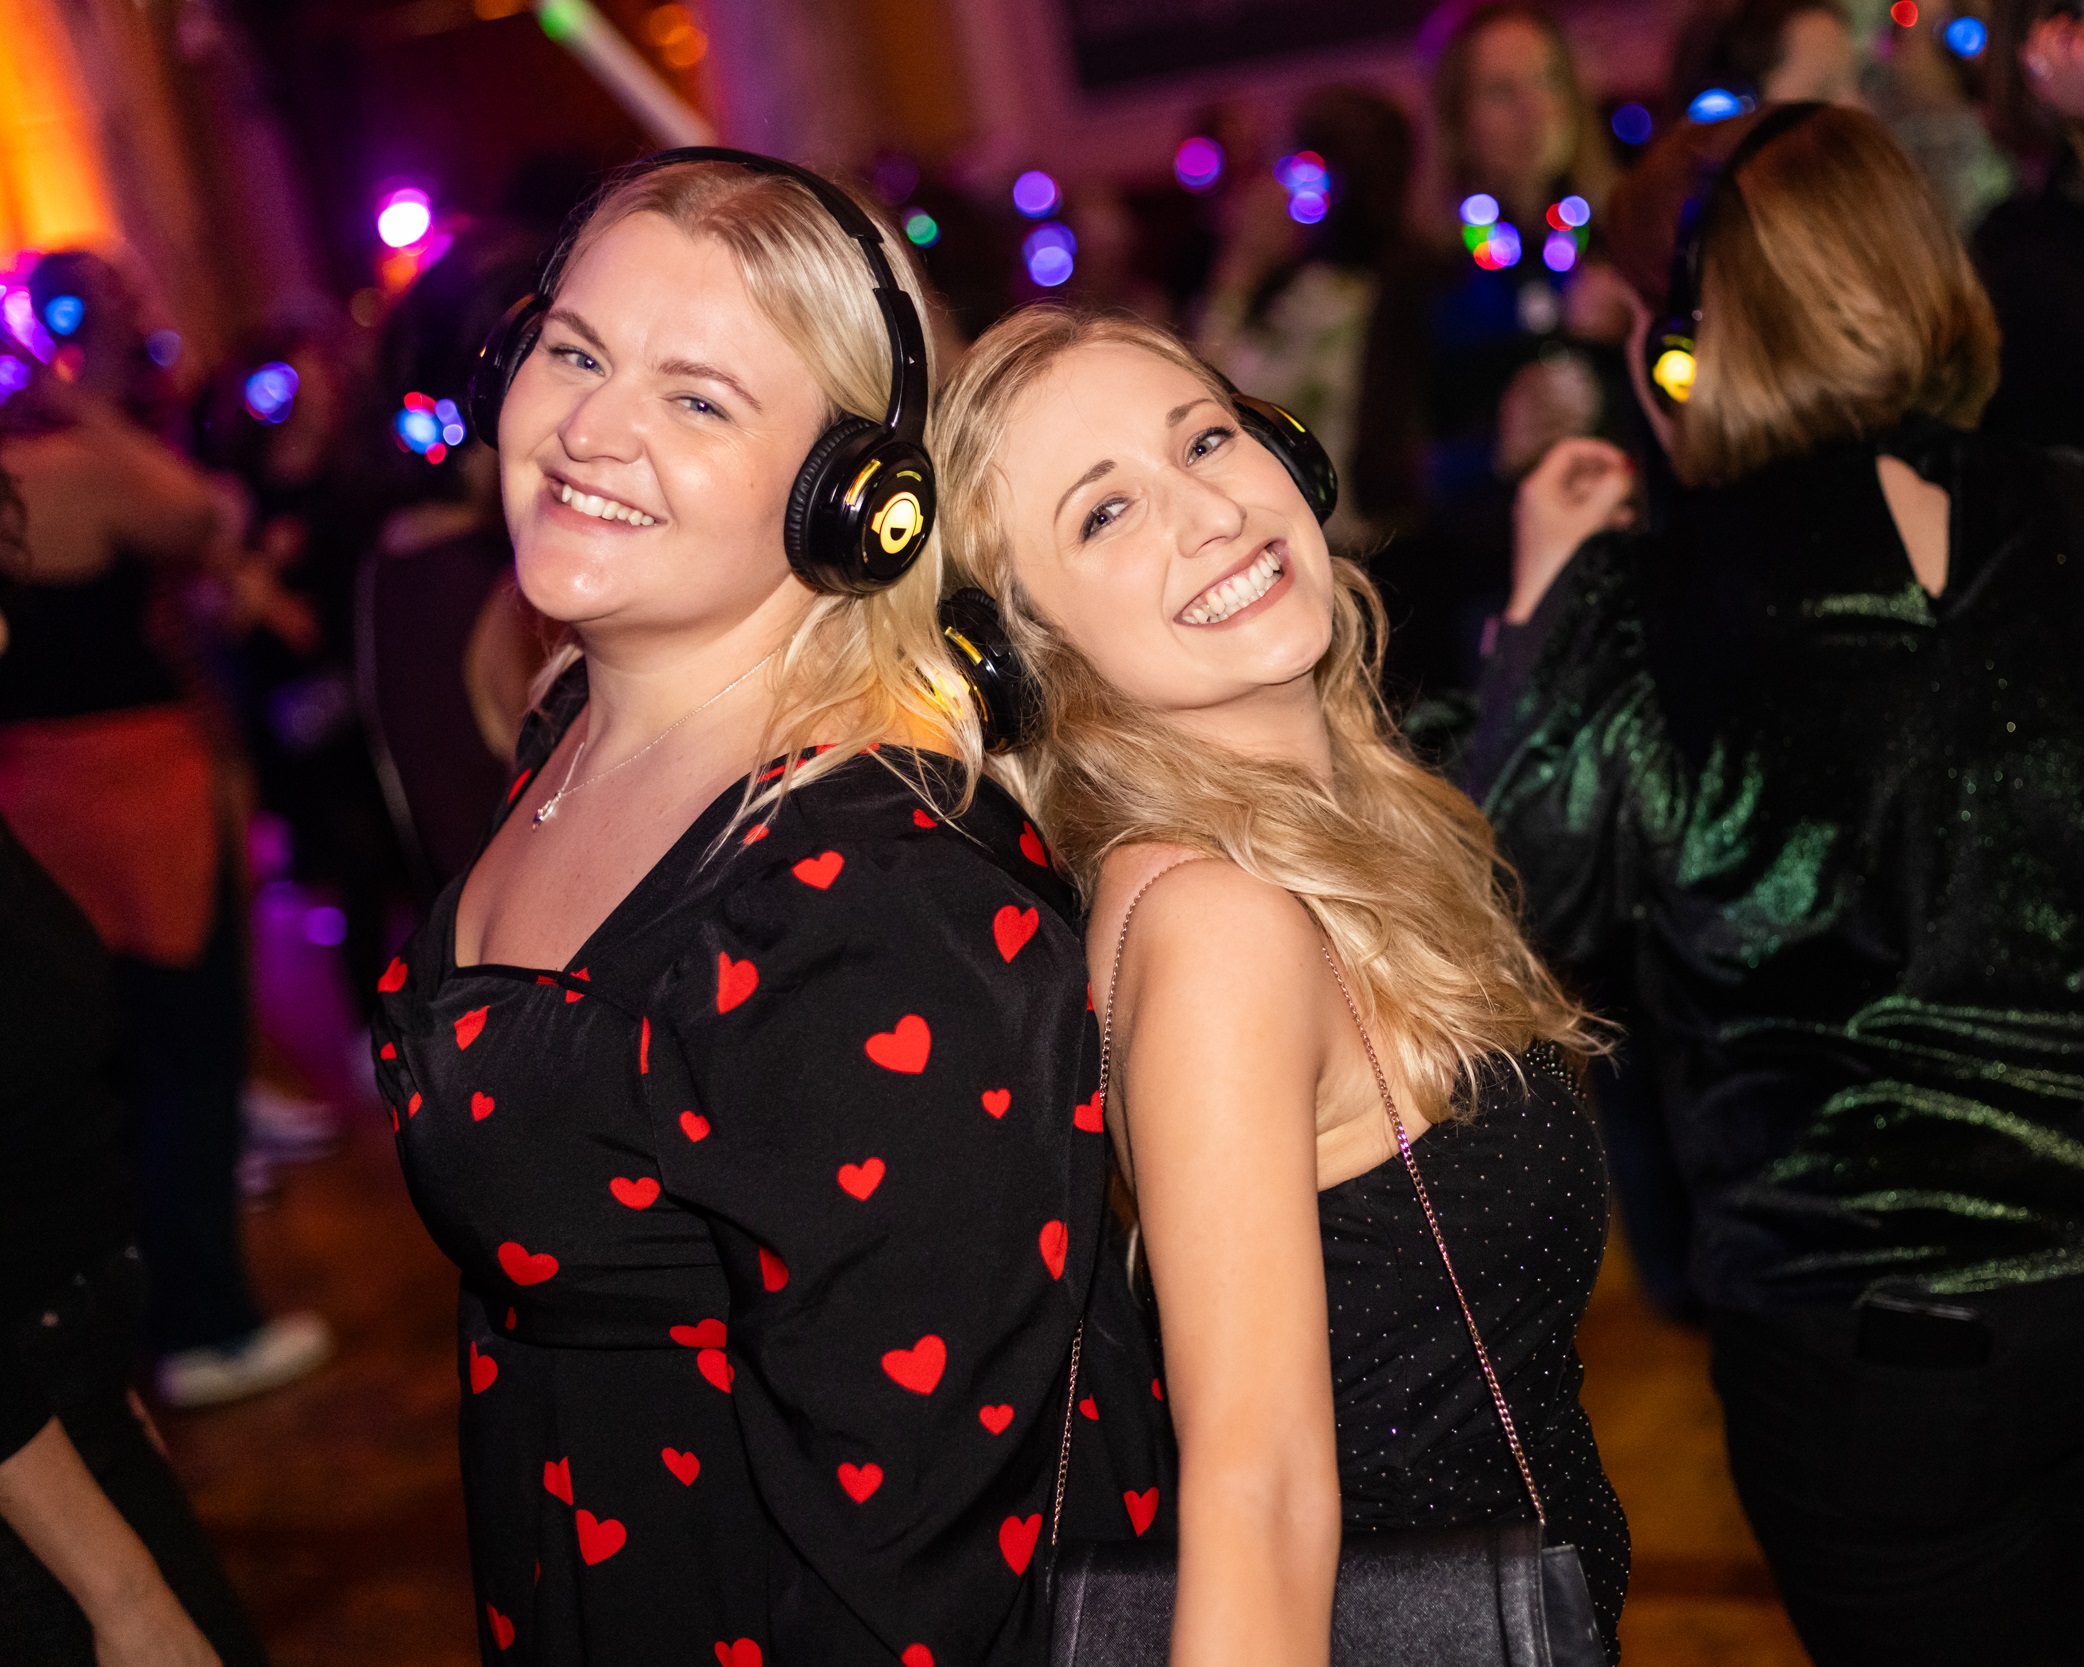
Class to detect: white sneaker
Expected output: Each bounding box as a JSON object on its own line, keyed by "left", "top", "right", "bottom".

{"left": 243, "top": 1082, "right": 339, "bottom": 1161}
{"left": 156, "top": 1312, "right": 334, "bottom": 1408}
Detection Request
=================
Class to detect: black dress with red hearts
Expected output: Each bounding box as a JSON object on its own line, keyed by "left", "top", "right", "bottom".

{"left": 371, "top": 670, "right": 1174, "bottom": 1667}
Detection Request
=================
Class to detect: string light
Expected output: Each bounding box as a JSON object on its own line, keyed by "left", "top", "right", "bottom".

{"left": 1173, "top": 136, "right": 1224, "bottom": 192}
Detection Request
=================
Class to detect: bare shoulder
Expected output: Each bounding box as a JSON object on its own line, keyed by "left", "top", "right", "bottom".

{"left": 1090, "top": 844, "right": 1322, "bottom": 1020}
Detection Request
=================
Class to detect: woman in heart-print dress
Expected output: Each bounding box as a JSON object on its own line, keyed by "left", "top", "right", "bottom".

{"left": 370, "top": 154, "right": 1170, "bottom": 1666}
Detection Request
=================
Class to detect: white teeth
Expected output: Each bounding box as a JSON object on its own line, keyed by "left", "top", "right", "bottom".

{"left": 557, "top": 482, "right": 656, "bottom": 526}
{"left": 1181, "top": 550, "right": 1283, "bottom": 625}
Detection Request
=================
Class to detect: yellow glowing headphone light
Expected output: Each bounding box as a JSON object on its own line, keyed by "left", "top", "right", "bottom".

{"left": 1651, "top": 341, "right": 1697, "bottom": 404}
{"left": 872, "top": 490, "right": 924, "bottom": 557}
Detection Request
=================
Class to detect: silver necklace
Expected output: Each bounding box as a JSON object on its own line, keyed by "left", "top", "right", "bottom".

{"left": 531, "top": 651, "right": 775, "bottom": 829}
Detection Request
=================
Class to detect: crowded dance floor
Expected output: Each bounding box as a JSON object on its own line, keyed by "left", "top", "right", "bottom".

{"left": 2, "top": 0, "right": 2079, "bottom": 1663}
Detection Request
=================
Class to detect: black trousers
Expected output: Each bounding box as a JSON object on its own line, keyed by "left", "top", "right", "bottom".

{"left": 1711, "top": 1277, "right": 2084, "bottom": 1667}
{"left": 0, "top": 1248, "right": 267, "bottom": 1665}
{"left": 115, "top": 871, "right": 262, "bottom": 1354}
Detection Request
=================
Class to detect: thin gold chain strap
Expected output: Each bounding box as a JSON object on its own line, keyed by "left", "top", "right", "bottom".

{"left": 1319, "top": 945, "right": 1549, "bottom": 1531}
{"left": 1050, "top": 856, "right": 1213, "bottom": 1551}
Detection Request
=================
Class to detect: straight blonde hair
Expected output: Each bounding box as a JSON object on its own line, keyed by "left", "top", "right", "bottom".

{"left": 1609, "top": 106, "right": 2000, "bottom": 487}
{"left": 931, "top": 308, "right": 1601, "bottom": 1123}
{"left": 529, "top": 160, "right": 981, "bottom": 822}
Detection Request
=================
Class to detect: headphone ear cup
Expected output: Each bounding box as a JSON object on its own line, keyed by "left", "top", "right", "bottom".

{"left": 469, "top": 292, "right": 548, "bottom": 454}
{"left": 1234, "top": 394, "right": 1339, "bottom": 525}
{"left": 786, "top": 420, "right": 938, "bottom": 594}
{"left": 939, "top": 587, "right": 1038, "bottom": 753}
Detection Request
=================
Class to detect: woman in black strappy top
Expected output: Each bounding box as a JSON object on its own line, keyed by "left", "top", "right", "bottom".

{"left": 933, "top": 309, "right": 1629, "bottom": 1666}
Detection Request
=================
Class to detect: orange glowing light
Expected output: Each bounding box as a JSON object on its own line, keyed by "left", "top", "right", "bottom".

{"left": 0, "top": 0, "right": 119, "bottom": 261}
{"left": 646, "top": 4, "right": 708, "bottom": 67}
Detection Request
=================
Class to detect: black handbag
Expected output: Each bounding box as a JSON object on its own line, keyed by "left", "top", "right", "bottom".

{"left": 1048, "top": 867, "right": 1607, "bottom": 1667}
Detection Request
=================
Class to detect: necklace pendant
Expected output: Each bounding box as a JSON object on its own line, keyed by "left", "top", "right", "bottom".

{"left": 532, "top": 796, "right": 560, "bottom": 828}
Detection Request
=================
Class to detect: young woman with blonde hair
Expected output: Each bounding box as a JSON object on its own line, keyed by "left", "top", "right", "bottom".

{"left": 1483, "top": 103, "right": 2084, "bottom": 1666}
{"left": 370, "top": 153, "right": 1169, "bottom": 1666}
{"left": 931, "top": 307, "right": 1629, "bottom": 1666}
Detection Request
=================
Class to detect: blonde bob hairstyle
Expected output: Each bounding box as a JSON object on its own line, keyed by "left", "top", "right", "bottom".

{"left": 1606, "top": 105, "right": 2000, "bottom": 487}
{"left": 930, "top": 308, "right": 1601, "bottom": 1124}
{"left": 529, "top": 160, "right": 981, "bottom": 822}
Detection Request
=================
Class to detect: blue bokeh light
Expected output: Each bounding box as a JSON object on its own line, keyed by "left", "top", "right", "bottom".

{"left": 1288, "top": 189, "right": 1328, "bottom": 225}
{"left": 42, "top": 294, "right": 83, "bottom": 336}
{"left": 1556, "top": 195, "right": 1591, "bottom": 228}
{"left": 145, "top": 329, "right": 181, "bottom": 368}
{"left": 1611, "top": 102, "right": 1654, "bottom": 145}
{"left": 243, "top": 362, "right": 299, "bottom": 424}
{"left": 1460, "top": 193, "right": 1501, "bottom": 227}
{"left": 1022, "top": 222, "right": 1077, "bottom": 288}
{"left": 0, "top": 356, "right": 28, "bottom": 402}
{"left": 1486, "top": 223, "right": 1524, "bottom": 268}
{"left": 1543, "top": 229, "right": 1579, "bottom": 272}
{"left": 1943, "top": 15, "right": 1986, "bottom": 55}
{"left": 1688, "top": 87, "right": 1748, "bottom": 123}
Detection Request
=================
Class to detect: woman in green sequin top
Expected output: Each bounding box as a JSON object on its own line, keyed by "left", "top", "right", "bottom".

{"left": 1468, "top": 106, "right": 2084, "bottom": 1667}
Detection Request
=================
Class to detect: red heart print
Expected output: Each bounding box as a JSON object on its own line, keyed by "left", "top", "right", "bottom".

{"left": 1039, "top": 1220, "right": 1068, "bottom": 1280}
{"left": 487, "top": 1604, "right": 515, "bottom": 1650}
{"left": 792, "top": 851, "right": 844, "bottom": 889}
{"left": 743, "top": 823, "right": 769, "bottom": 845}
{"left": 564, "top": 969, "right": 587, "bottom": 1004}
{"left": 981, "top": 1088, "right": 1012, "bottom": 1118}
{"left": 1073, "top": 1093, "right": 1105, "bottom": 1132}
{"left": 407, "top": 1093, "right": 422, "bottom": 1118}
{"left": 902, "top": 1648, "right": 934, "bottom": 1667}
{"left": 543, "top": 1457, "right": 572, "bottom": 1504}
{"left": 468, "top": 1342, "right": 497, "bottom": 1394}
{"left": 455, "top": 1007, "right": 488, "bottom": 1049}
{"left": 993, "top": 904, "right": 1039, "bottom": 962}
{"left": 575, "top": 1509, "right": 625, "bottom": 1565}
{"left": 380, "top": 1042, "right": 396, "bottom": 1060}
{"left": 759, "top": 1247, "right": 789, "bottom": 1291}
{"left": 378, "top": 957, "right": 408, "bottom": 993}
{"left": 978, "top": 1403, "right": 1014, "bottom": 1434}
{"left": 1078, "top": 1395, "right": 1097, "bottom": 1421}
{"left": 714, "top": 1642, "right": 761, "bottom": 1667}
{"left": 717, "top": 953, "right": 758, "bottom": 1013}
{"left": 497, "top": 1242, "right": 558, "bottom": 1286}
{"left": 1124, "top": 1487, "right": 1160, "bottom": 1536}
{"left": 389, "top": 1105, "right": 398, "bottom": 1131}
{"left": 697, "top": 1349, "right": 734, "bottom": 1393}
{"left": 610, "top": 1176, "right": 660, "bottom": 1210}
{"left": 471, "top": 1092, "right": 495, "bottom": 1121}
{"left": 837, "top": 1461, "right": 883, "bottom": 1503}
{"left": 881, "top": 1334, "right": 946, "bottom": 1395}
{"left": 837, "top": 1158, "right": 885, "bottom": 1200}
{"left": 999, "top": 1513, "right": 1042, "bottom": 1575}
{"left": 912, "top": 809, "right": 936, "bottom": 829}
{"left": 1152, "top": 1378, "right": 1165, "bottom": 1401}
{"left": 864, "top": 1014, "right": 931, "bottom": 1073}
{"left": 662, "top": 1447, "right": 701, "bottom": 1485}
{"left": 1019, "top": 822, "right": 1048, "bottom": 866}
{"left": 640, "top": 1016, "right": 651, "bottom": 1074}
{"left": 680, "top": 1110, "right": 711, "bottom": 1143}
{"left": 670, "top": 1319, "right": 727, "bottom": 1350}
{"left": 506, "top": 1308, "right": 517, "bottom": 1329}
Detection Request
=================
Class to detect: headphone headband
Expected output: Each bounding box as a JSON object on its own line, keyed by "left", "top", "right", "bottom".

{"left": 1648, "top": 102, "right": 1827, "bottom": 407}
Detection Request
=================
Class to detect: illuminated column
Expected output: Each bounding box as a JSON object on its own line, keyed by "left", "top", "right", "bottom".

{"left": 0, "top": 0, "right": 117, "bottom": 259}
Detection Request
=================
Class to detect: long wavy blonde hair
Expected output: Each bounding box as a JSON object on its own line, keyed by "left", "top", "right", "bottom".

{"left": 931, "top": 308, "right": 1600, "bottom": 1120}
{"left": 527, "top": 160, "right": 981, "bottom": 821}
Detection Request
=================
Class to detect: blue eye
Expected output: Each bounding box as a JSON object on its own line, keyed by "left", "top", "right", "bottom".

{"left": 1080, "top": 498, "right": 1126, "bottom": 541}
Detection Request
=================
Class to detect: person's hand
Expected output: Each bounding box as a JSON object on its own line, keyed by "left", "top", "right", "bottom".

{"left": 90, "top": 1582, "right": 222, "bottom": 1667}
{"left": 1508, "top": 437, "right": 1636, "bottom": 623}
{"left": 2024, "top": 14, "right": 2084, "bottom": 121}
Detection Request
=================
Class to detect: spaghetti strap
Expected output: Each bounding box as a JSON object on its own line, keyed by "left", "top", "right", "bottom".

{"left": 1096, "top": 855, "right": 1216, "bottom": 1109}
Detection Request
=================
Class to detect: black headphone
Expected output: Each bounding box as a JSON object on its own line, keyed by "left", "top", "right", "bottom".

{"left": 938, "top": 382, "right": 1339, "bottom": 754}
{"left": 1646, "top": 102, "right": 1826, "bottom": 408}
{"left": 469, "top": 147, "right": 935, "bottom": 595}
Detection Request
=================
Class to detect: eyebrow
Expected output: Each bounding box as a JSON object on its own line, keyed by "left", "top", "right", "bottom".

{"left": 541, "top": 308, "right": 764, "bottom": 413}
{"left": 1051, "top": 397, "right": 1229, "bottom": 526}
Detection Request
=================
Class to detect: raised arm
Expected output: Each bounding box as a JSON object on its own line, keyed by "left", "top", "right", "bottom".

{"left": 1103, "top": 859, "right": 1343, "bottom": 1667}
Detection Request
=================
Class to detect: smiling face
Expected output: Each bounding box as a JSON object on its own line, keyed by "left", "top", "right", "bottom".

{"left": 498, "top": 212, "right": 832, "bottom": 647}
{"left": 996, "top": 341, "right": 1336, "bottom": 741}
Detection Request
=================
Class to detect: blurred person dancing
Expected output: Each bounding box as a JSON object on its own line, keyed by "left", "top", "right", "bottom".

{"left": 370, "top": 152, "right": 1171, "bottom": 1663}
{"left": 0, "top": 465, "right": 268, "bottom": 1666}
{"left": 0, "top": 304, "right": 329, "bottom": 1410}
{"left": 1472, "top": 104, "right": 2084, "bottom": 1666}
